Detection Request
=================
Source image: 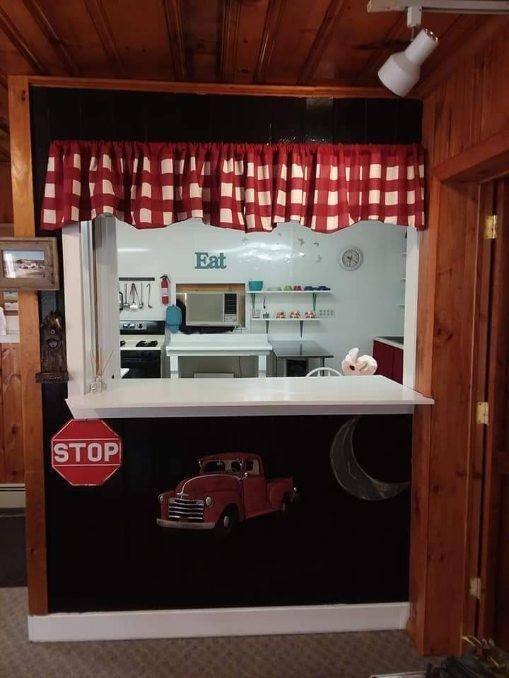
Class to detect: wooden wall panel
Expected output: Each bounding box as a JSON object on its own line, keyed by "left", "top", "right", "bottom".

{"left": 410, "top": 16, "right": 509, "bottom": 655}
{"left": 479, "top": 28, "right": 509, "bottom": 141}
{"left": 8, "top": 75, "right": 46, "bottom": 614}
{"left": 0, "top": 344, "right": 24, "bottom": 483}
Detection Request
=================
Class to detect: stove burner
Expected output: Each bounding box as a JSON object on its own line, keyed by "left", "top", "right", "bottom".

{"left": 136, "top": 340, "right": 158, "bottom": 348}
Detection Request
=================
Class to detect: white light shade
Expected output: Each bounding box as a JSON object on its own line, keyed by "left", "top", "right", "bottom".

{"left": 378, "top": 29, "right": 438, "bottom": 96}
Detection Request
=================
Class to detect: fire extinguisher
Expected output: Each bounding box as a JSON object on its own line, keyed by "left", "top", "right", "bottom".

{"left": 160, "top": 274, "right": 170, "bottom": 306}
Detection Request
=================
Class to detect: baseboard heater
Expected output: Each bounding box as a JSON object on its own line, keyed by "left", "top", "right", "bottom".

{"left": 0, "top": 483, "right": 26, "bottom": 509}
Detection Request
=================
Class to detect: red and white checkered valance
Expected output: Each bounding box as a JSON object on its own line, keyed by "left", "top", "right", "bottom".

{"left": 41, "top": 141, "right": 425, "bottom": 232}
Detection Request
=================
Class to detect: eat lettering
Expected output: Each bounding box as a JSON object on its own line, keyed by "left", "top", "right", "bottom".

{"left": 195, "top": 252, "right": 227, "bottom": 269}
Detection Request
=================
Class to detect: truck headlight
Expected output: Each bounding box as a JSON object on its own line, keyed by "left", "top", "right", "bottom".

{"left": 205, "top": 496, "right": 213, "bottom": 507}
{"left": 158, "top": 493, "right": 164, "bottom": 503}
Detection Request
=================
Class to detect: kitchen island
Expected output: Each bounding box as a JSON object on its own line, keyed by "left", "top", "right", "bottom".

{"left": 164, "top": 332, "right": 272, "bottom": 378}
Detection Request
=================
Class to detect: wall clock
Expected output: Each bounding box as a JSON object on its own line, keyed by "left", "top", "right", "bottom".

{"left": 339, "top": 247, "right": 363, "bottom": 271}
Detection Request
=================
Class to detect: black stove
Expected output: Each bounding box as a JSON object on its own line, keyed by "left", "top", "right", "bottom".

{"left": 119, "top": 320, "right": 165, "bottom": 378}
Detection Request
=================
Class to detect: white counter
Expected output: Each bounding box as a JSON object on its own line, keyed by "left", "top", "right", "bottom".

{"left": 66, "top": 375, "right": 433, "bottom": 419}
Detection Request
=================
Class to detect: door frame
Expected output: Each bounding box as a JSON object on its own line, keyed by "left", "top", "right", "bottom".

{"left": 408, "top": 133, "right": 509, "bottom": 654}
{"left": 476, "top": 178, "right": 509, "bottom": 644}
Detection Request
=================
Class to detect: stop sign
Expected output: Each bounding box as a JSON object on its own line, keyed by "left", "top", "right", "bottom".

{"left": 51, "top": 419, "right": 122, "bottom": 486}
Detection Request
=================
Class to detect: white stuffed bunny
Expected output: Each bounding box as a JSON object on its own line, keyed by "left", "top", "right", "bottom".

{"left": 341, "top": 347, "right": 377, "bottom": 376}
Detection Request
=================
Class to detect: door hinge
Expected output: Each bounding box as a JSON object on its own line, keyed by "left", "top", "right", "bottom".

{"left": 469, "top": 576, "right": 482, "bottom": 600}
{"left": 484, "top": 214, "right": 498, "bottom": 239}
{"left": 476, "top": 401, "right": 489, "bottom": 425}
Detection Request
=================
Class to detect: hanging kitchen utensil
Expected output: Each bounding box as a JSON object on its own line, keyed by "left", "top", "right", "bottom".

{"left": 119, "top": 291, "right": 124, "bottom": 311}
{"left": 129, "top": 282, "right": 139, "bottom": 310}
{"left": 139, "top": 282, "right": 144, "bottom": 309}
{"left": 123, "top": 283, "right": 129, "bottom": 309}
{"left": 147, "top": 282, "right": 153, "bottom": 309}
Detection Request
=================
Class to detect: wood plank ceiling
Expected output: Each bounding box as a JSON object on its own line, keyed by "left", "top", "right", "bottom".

{"left": 0, "top": 0, "right": 492, "bottom": 161}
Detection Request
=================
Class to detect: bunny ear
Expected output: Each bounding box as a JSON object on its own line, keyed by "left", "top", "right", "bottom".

{"left": 347, "top": 347, "right": 360, "bottom": 361}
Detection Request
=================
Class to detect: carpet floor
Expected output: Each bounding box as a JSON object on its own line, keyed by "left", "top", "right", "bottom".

{"left": 0, "top": 588, "right": 439, "bottom": 678}
{"left": 0, "top": 511, "right": 26, "bottom": 587}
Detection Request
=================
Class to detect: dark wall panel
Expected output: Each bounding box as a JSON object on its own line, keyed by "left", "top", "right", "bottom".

{"left": 46, "top": 414, "right": 412, "bottom": 613}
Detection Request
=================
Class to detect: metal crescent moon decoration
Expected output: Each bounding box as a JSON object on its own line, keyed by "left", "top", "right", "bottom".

{"left": 330, "top": 417, "right": 409, "bottom": 501}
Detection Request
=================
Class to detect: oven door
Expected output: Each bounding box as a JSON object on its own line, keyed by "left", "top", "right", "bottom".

{"left": 120, "top": 350, "right": 161, "bottom": 378}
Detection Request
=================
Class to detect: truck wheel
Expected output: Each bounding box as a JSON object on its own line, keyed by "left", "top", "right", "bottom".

{"left": 214, "top": 506, "right": 238, "bottom": 538}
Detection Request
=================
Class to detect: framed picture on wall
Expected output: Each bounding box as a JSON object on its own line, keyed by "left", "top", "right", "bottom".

{"left": 0, "top": 237, "right": 59, "bottom": 290}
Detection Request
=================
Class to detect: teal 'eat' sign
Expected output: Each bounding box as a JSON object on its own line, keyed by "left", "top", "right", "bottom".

{"left": 195, "top": 252, "right": 227, "bottom": 269}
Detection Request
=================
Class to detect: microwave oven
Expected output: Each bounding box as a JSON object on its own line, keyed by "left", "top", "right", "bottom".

{"left": 179, "top": 291, "right": 242, "bottom": 327}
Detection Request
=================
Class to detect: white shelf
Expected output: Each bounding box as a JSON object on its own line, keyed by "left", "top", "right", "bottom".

{"left": 251, "top": 317, "right": 319, "bottom": 322}
{"left": 66, "top": 375, "right": 434, "bottom": 419}
{"left": 248, "top": 290, "right": 331, "bottom": 294}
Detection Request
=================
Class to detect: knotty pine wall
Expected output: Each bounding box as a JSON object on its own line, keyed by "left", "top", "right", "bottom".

{"left": 0, "top": 344, "right": 24, "bottom": 484}
{"left": 408, "top": 18, "right": 509, "bottom": 655}
{"left": 0, "top": 159, "right": 24, "bottom": 485}
{"left": 423, "top": 21, "right": 509, "bottom": 168}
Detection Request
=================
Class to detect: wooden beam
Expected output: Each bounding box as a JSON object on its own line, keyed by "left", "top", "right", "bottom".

{"left": 162, "top": 0, "right": 187, "bottom": 81}
{"left": 22, "top": 0, "right": 80, "bottom": 76}
{"left": 0, "top": 5, "right": 48, "bottom": 73}
{"left": 297, "top": 0, "right": 346, "bottom": 85}
{"left": 26, "top": 74, "right": 393, "bottom": 98}
{"left": 434, "top": 129, "right": 509, "bottom": 184}
{"left": 353, "top": 15, "right": 404, "bottom": 85}
{"left": 8, "top": 75, "right": 47, "bottom": 615}
{"left": 82, "top": 0, "right": 125, "bottom": 77}
{"left": 0, "top": 115, "right": 8, "bottom": 134}
{"left": 219, "top": 0, "right": 241, "bottom": 83}
{"left": 255, "top": 0, "right": 286, "bottom": 83}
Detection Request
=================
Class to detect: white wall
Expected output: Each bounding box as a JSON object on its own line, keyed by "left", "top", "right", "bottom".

{"left": 117, "top": 219, "right": 406, "bottom": 370}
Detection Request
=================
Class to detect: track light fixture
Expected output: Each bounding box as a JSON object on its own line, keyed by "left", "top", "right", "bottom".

{"left": 369, "top": 0, "right": 509, "bottom": 95}
{"left": 377, "top": 28, "right": 438, "bottom": 96}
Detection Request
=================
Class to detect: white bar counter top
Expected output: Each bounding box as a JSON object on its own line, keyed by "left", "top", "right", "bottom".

{"left": 66, "top": 375, "right": 433, "bottom": 419}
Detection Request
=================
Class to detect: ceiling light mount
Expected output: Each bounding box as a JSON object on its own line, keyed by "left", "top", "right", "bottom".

{"left": 368, "top": 1, "right": 509, "bottom": 15}
{"left": 377, "top": 28, "right": 439, "bottom": 96}
{"left": 370, "top": 0, "right": 509, "bottom": 95}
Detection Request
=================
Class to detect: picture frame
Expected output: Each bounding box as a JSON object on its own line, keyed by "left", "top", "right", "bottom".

{"left": 0, "top": 237, "right": 59, "bottom": 290}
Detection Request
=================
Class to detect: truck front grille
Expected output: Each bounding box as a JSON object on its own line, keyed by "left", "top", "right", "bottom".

{"left": 168, "top": 496, "right": 204, "bottom": 522}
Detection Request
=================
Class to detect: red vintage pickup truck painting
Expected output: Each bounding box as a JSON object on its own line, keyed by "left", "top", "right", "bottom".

{"left": 157, "top": 452, "right": 297, "bottom": 536}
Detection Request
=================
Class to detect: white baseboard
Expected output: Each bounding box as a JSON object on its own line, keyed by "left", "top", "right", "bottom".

{"left": 0, "top": 483, "right": 25, "bottom": 509}
{"left": 28, "top": 602, "right": 409, "bottom": 643}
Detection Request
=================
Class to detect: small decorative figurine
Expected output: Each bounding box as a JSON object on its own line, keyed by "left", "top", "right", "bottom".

{"left": 341, "top": 347, "right": 377, "bottom": 376}
{"left": 289, "top": 310, "right": 301, "bottom": 319}
{"left": 304, "top": 310, "right": 316, "bottom": 318}
{"left": 275, "top": 310, "right": 286, "bottom": 319}
{"left": 36, "top": 311, "right": 68, "bottom": 383}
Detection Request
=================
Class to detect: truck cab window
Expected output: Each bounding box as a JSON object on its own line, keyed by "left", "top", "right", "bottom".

{"left": 245, "top": 459, "right": 260, "bottom": 475}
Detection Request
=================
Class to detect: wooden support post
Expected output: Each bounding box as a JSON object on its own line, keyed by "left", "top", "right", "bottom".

{"left": 8, "top": 75, "right": 47, "bottom": 614}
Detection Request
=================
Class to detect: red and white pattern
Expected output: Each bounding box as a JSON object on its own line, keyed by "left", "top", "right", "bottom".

{"left": 41, "top": 141, "right": 425, "bottom": 232}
